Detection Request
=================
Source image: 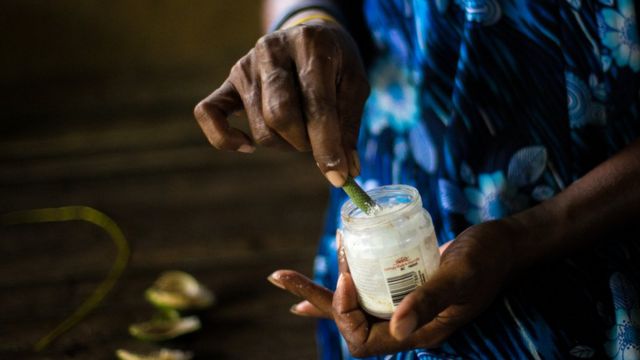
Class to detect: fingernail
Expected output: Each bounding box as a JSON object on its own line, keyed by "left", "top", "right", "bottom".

{"left": 237, "top": 144, "right": 255, "bottom": 153}
{"left": 325, "top": 170, "right": 346, "bottom": 187}
{"left": 289, "top": 303, "right": 304, "bottom": 316}
{"left": 350, "top": 150, "right": 361, "bottom": 177}
{"left": 267, "top": 272, "right": 284, "bottom": 289}
{"left": 392, "top": 311, "right": 418, "bottom": 340}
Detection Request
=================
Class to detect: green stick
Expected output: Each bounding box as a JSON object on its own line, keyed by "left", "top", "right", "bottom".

{"left": 342, "top": 177, "right": 379, "bottom": 215}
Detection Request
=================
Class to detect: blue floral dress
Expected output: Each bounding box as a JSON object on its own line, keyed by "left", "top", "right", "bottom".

{"left": 314, "top": 0, "right": 640, "bottom": 359}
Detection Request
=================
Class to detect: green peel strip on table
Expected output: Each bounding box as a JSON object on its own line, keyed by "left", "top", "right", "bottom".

{"left": 1, "top": 206, "right": 130, "bottom": 351}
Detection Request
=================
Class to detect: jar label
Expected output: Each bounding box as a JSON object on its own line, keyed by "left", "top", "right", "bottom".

{"left": 379, "top": 246, "right": 427, "bottom": 308}
{"left": 348, "top": 256, "right": 390, "bottom": 315}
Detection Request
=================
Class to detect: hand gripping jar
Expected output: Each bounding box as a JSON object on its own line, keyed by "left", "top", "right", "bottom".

{"left": 340, "top": 185, "right": 440, "bottom": 319}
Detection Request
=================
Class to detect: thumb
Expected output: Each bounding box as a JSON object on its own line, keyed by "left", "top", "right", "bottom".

{"left": 388, "top": 270, "right": 457, "bottom": 341}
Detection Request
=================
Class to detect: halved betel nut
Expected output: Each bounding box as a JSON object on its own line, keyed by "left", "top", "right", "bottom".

{"left": 116, "top": 348, "right": 193, "bottom": 360}
{"left": 145, "top": 271, "right": 214, "bottom": 311}
{"left": 128, "top": 315, "right": 201, "bottom": 342}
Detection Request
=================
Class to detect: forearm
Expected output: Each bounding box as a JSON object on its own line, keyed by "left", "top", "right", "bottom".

{"left": 511, "top": 138, "right": 640, "bottom": 269}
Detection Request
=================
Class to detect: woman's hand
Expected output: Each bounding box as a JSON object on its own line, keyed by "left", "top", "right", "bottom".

{"left": 194, "top": 17, "right": 370, "bottom": 187}
{"left": 268, "top": 219, "right": 525, "bottom": 357}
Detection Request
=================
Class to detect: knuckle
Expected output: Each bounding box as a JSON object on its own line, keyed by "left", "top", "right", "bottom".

{"left": 255, "top": 33, "right": 287, "bottom": 58}
{"left": 207, "top": 132, "right": 230, "bottom": 150}
{"left": 230, "top": 53, "right": 253, "bottom": 81}
{"left": 263, "top": 68, "right": 291, "bottom": 88}
{"left": 193, "top": 101, "right": 210, "bottom": 122}
{"left": 263, "top": 92, "right": 294, "bottom": 125}
{"left": 293, "top": 25, "right": 337, "bottom": 55}
{"left": 254, "top": 35, "right": 269, "bottom": 50}
{"left": 254, "top": 133, "right": 276, "bottom": 147}
{"left": 297, "top": 23, "right": 331, "bottom": 40}
{"left": 255, "top": 34, "right": 274, "bottom": 52}
{"left": 229, "top": 62, "right": 244, "bottom": 80}
{"left": 289, "top": 25, "right": 305, "bottom": 39}
{"left": 193, "top": 102, "right": 231, "bottom": 150}
{"left": 263, "top": 108, "right": 289, "bottom": 131}
{"left": 296, "top": 24, "right": 318, "bottom": 39}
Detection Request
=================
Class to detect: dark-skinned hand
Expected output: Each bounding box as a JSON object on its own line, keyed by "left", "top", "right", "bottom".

{"left": 267, "top": 218, "right": 525, "bottom": 357}
{"left": 194, "top": 19, "right": 370, "bottom": 187}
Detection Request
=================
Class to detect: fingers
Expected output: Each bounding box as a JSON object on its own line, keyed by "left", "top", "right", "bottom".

{"left": 390, "top": 270, "right": 458, "bottom": 342}
{"left": 336, "top": 230, "right": 350, "bottom": 275}
{"left": 195, "top": 25, "right": 369, "bottom": 181}
{"left": 334, "top": 231, "right": 377, "bottom": 353}
{"left": 256, "top": 34, "right": 310, "bottom": 151}
{"left": 229, "top": 51, "right": 293, "bottom": 151}
{"left": 291, "top": 26, "right": 348, "bottom": 187}
{"left": 194, "top": 80, "right": 255, "bottom": 153}
{"left": 267, "top": 270, "right": 334, "bottom": 316}
{"left": 332, "top": 273, "right": 413, "bottom": 357}
{"left": 290, "top": 300, "right": 331, "bottom": 319}
{"left": 332, "top": 273, "right": 369, "bottom": 346}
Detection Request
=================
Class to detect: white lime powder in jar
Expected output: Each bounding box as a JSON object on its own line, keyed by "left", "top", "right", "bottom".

{"left": 340, "top": 185, "right": 440, "bottom": 319}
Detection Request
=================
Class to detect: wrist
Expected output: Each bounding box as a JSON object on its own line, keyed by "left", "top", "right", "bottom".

{"left": 279, "top": 10, "right": 340, "bottom": 30}
{"left": 268, "top": 2, "right": 345, "bottom": 33}
{"left": 508, "top": 200, "right": 568, "bottom": 271}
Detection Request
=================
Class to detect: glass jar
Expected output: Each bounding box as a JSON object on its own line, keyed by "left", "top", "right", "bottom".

{"left": 340, "top": 185, "right": 440, "bottom": 319}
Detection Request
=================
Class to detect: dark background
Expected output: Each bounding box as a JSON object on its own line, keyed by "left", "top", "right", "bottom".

{"left": 1, "top": 1, "right": 327, "bottom": 359}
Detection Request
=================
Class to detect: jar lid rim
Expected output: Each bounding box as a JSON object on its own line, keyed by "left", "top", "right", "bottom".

{"left": 340, "top": 184, "right": 421, "bottom": 227}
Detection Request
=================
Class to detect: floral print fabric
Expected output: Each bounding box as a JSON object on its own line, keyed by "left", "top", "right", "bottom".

{"left": 314, "top": 0, "right": 640, "bottom": 359}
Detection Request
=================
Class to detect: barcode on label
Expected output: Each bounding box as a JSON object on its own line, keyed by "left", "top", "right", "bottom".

{"left": 386, "top": 272, "right": 419, "bottom": 307}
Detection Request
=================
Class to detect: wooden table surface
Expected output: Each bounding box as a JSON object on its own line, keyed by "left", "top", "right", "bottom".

{"left": 1, "top": 114, "right": 328, "bottom": 360}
